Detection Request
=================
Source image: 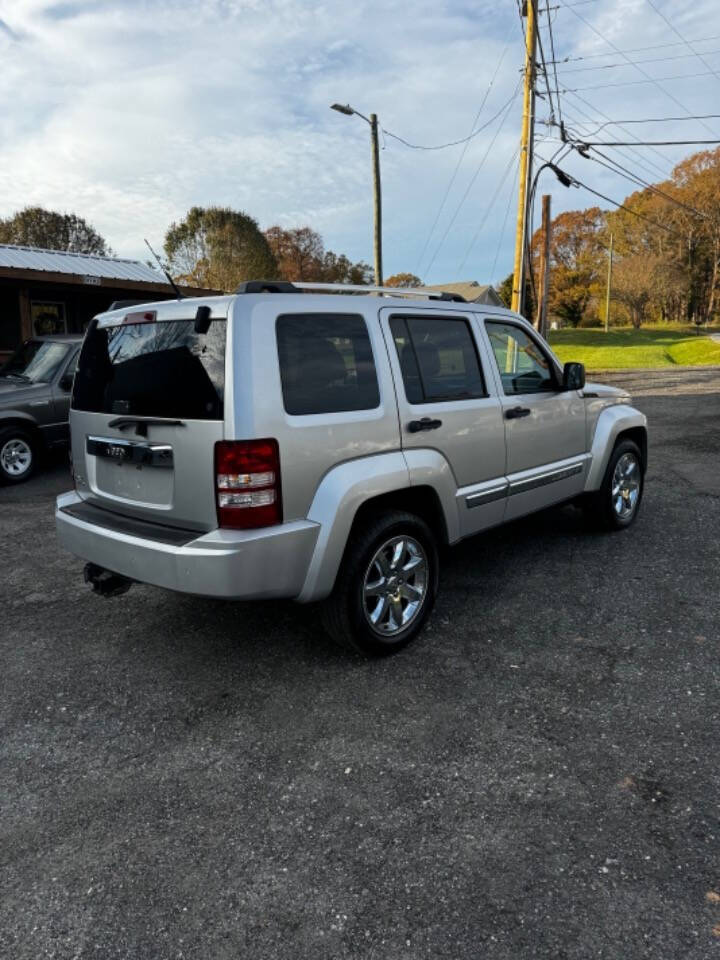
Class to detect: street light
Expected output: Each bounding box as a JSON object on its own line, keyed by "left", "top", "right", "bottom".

{"left": 330, "top": 102, "right": 383, "bottom": 285}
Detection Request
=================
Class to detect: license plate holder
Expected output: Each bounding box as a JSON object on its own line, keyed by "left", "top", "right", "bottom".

{"left": 87, "top": 436, "right": 173, "bottom": 468}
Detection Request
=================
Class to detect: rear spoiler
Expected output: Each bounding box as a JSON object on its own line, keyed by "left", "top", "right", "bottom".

{"left": 107, "top": 298, "right": 174, "bottom": 311}
{"left": 107, "top": 299, "right": 147, "bottom": 311}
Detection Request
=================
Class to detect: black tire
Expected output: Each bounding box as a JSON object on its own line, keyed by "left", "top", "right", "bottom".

{"left": 583, "top": 438, "right": 644, "bottom": 531}
{"left": 321, "top": 509, "right": 439, "bottom": 656}
{"left": 0, "top": 427, "right": 37, "bottom": 485}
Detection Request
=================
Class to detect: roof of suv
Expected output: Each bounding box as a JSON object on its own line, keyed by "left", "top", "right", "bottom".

{"left": 94, "top": 283, "right": 517, "bottom": 327}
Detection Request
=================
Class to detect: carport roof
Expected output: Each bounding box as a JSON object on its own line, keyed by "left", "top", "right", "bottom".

{"left": 0, "top": 243, "right": 165, "bottom": 284}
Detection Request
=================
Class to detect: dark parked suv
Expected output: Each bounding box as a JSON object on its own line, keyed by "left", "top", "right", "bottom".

{"left": 0, "top": 334, "right": 82, "bottom": 483}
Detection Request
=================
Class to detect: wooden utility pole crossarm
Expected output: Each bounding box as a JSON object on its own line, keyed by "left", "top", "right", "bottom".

{"left": 511, "top": 0, "right": 537, "bottom": 316}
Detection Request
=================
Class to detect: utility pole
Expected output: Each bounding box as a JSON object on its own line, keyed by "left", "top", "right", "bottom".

{"left": 511, "top": 0, "right": 537, "bottom": 316}
{"left": 604, "top": 232, "right": 613, "bottom": 333}
{"left": 536, "top": 194, "right": 551, "bottom": 337}
{"left": 370, "top": 113, "right": 383, "bottom": 286}
{"left": 330, "top": 103, "right": 383, "bottom": 286}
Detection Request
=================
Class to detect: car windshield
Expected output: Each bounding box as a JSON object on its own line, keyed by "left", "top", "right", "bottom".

{"left": 1, "top": 340, "right": 70, "bottom": 383}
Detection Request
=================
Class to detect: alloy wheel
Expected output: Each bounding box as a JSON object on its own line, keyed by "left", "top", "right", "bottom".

{"left": 611, "top": 452, "right": 640, "bottom": 520}
{"left": 0, "top": 438, "right": 32, "bottom": 478}
{"left": 362, "top": 535, "right": 428, "bottom": 636}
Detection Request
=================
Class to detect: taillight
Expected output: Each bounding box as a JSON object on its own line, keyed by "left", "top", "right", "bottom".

{"left": 215, "top": 439, "right": 282, "bottom": 529}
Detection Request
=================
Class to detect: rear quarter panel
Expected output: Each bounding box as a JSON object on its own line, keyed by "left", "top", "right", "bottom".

{"left": 228, "top": 296, "right": 402, "bottom": 523}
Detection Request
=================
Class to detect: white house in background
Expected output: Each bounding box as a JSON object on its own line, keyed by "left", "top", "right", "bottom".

{"left": 426, "top": 281, "right": 504, "bottom": 306}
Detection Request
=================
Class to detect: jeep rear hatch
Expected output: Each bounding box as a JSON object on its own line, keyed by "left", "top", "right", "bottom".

{"left": 70, "top": 307, "right": 227, "bottom": 532}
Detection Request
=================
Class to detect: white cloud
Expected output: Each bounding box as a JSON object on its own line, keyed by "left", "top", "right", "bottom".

{"left": 0, "top": 0, "right": 718, "bottom": 284}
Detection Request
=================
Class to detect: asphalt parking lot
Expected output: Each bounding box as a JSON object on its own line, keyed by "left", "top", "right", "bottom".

{"left": 2, "top": 376, "right": 719, "bottom": 960}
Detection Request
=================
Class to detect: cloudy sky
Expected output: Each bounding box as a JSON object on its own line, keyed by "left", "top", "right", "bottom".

{"left": 0, "top": 0, "right": 718, "bottom": 285}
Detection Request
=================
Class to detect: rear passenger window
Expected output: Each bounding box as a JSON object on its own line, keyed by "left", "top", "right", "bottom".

{"left": 390, "top": 315, "right": 485, "bottom": 403}
{"left": 277, "top": 313, "right": 380, "bottom": 415}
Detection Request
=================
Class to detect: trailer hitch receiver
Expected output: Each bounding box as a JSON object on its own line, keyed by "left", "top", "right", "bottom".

{"left": 84, "top": 563, "right": 134, "bottom": 598}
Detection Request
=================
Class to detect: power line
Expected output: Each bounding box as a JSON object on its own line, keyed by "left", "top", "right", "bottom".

{"left": 490, "top": 162, "right": 520, "bottom": 281}
{"left": 563, "top": 113, "right": 720, "bottom": 138}
{"left": 536, "top": 154, "right": 683, "bottom": 237}
{"left": 577, "top": 146, "right": 711, "bottom": 221}
{"left": 544, "top": 0, "right": 564, "bottom": 125}
{"left": 414, "top": 21, "right": 515, "bottom": 274}
{"left": 558, "top": 111, "right": 673, "bottom": 182}
{"left": 564, "top": 68, "right": 720, "bottom": 93}
{"left": 534, "top": 0, "right": 559, "bottom": 121}
{"left": 526, "top": 145, "right": 573, "bottom": 269}
{"left": 549, "top": 0, "right": 600, "bottom": 7}
{"left": 457, "top": 147, "right": 520, "bottom": 275}
{"left": 558, "top": 0, "right": 720, "bottom": 138}
{"left": 383, "top": 90, "right": 518, "bottom": 151}
{"left": 548, "top": 33, "right": 720, "bottom": 64}
{"left": 565, "top": 90, "right": 677, "bottom": 173}
{"left": 423, "top": 90, "right": 520, "bottom": 280}
{"left": 556, "top": 48, "right": 720, "bottom": 74}
{"left": 574, "top": 137, "right": 720, "bottom": 146}
{"left": 644, "top": 0, "right": 720, "bottom": 87}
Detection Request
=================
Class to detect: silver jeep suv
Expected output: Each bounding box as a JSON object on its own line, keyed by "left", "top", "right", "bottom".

{"left": 55, "top": 282, "right": 647, "bottom": 655}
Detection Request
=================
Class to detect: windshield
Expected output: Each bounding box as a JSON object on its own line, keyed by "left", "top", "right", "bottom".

{"left": 72, "top": 319, "right": 226, "bottom": 420}
{"left": 1, "top": 340, "right": 70, "bottom": 383}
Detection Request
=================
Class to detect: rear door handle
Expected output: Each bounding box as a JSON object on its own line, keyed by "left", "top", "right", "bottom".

{"left": 407, "top": 417, "right": 443, "bottom": 433}
{"left": 505, "top": 406, "right": 531, "bottom": 420}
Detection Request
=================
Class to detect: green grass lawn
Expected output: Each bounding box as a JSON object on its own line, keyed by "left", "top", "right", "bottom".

{"left": 548, "top": 326, "right": 720, "bottom": 371}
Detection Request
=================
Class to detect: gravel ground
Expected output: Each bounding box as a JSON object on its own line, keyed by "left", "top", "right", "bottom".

{"left": 1, "top": 377, "right": 719, "bottom": 960}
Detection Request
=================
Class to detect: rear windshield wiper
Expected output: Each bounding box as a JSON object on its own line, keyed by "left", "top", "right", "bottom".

{"left": 3, "top": 372, "right": 31, "bottom": 382}
{"left": 108, "top": 417, "right": 186, "bottom": 437}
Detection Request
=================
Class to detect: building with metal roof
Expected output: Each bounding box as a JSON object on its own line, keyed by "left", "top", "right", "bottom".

{"left": 425, "top": 281, "right": 504, "bottom": 306}
{"left": 0, "top": 244, "right": 174, "bottom": 284}
{"left": 0, "top": 244, "right": 219, "bottom": 362}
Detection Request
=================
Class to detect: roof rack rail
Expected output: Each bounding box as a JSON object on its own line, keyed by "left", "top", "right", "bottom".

{"left": 292, "top": 282, "right": 466, "bottom": 302}
{"left": 235, "top": 280, "right": 467, "bottom": 303}
{"left": 234, "top": 280, "right": 297, "bottom": 294}
{"left": 232, "top": 280, "right": 467, "bottom": 302}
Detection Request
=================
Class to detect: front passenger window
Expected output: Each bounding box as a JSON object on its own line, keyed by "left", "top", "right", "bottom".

{"left": 485, "top": 321, "right": 556, "bottom": 395}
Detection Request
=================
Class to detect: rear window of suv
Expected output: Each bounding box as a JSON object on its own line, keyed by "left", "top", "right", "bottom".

{"left": 277, "top": 313, "right": 380, "bottom": 415}
{"left": 72, "top": 318, "right": 226, "bottom": 420}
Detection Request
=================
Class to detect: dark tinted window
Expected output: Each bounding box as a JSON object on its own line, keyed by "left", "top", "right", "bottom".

{"left": 485, "top": 321, "right": 557, "bottom": 395}
{"left": 277, "top": 313, "right": 380, "bottom": 415}
{"left": 72, "top": 319, "right": 226, "bottom": 419}
{"left": 390, "top": 315, "right": 485, "bottom": 403}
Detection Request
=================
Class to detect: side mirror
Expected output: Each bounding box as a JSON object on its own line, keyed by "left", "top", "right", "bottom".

{"left": 59, "top": 373, "right": 74, "bottom": 392}
{"left": 562, "top": 361, "right": 585, "bottom": 391}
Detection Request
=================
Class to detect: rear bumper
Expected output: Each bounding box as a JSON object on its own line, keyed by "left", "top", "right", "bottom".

{"left": 55, "top": 490, "right": 319, "bottom": 600}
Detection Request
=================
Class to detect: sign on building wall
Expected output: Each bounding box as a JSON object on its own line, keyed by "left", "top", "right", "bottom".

{"left": 31, "top": 301, "right": 67, "bottom": 336}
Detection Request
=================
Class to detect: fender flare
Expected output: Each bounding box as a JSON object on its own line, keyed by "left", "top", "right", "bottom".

{"left": 296, "top": 449, "right": 459, "bottom": 603}
{"left": 0, "top": 411, "right": 39, "bottom": 428}
{"left": 584, "top": 404, "right": 647, "bottom": 492}
{"left": 0, "top": 412, "right": 42, "bottom": 445}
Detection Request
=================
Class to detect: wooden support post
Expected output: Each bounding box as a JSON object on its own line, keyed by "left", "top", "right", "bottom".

{"left": 604, "top": 232, "right": 613, "bottom": 333}
{"left": 535, "top": 194, "right": 551, "bottom": 337}
{"left": 18, "top": 287, "right": 32, "bottom": 340}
